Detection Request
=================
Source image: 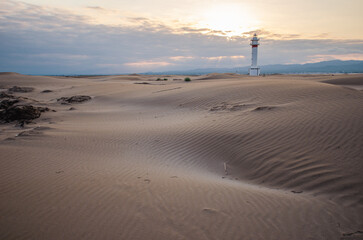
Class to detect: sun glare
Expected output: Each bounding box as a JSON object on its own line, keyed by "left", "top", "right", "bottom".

{"left": 197, "top": 4, "right": 258, "bottom": 37}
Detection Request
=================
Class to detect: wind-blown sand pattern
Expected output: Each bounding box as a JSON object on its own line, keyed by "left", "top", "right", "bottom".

{"left": 0, "top": 73, "right": 362, "bottom": 240}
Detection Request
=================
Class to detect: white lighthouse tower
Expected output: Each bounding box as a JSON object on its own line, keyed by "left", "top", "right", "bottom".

{"left": 249, "top": 33, "right": 260, "bottom": 76}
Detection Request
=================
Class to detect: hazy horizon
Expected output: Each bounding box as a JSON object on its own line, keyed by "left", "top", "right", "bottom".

{"left": 1, "top": 0, "right": 363, "bottom": 74}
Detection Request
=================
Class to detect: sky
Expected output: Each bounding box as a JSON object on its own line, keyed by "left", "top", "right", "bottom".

{"left": 0, "top": 0, "right": 363, "bottom": 74}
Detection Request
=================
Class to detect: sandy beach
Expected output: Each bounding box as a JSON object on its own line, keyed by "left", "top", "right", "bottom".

{"left": 0, "top": 72, "right": 362, "bottom": 240}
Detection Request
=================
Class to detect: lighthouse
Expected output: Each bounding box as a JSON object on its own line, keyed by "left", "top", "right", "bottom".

{"left": 249, "top": 33, "right": 260, "bottom": 76}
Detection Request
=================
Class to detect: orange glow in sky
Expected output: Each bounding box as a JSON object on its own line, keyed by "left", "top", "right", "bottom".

{"left": 16, "top": 0, "right": 363, "bottom": 39}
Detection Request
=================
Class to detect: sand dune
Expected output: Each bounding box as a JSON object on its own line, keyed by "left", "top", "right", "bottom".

{"left": 0, "top": 73, "right": 362, "bottom": 240}
{"left": 322, "top": 75, "right": 363, "bottom": 90}
{"left": 197, "top": 73, "right": 242, "bottom": 80}
{"left": 322, "top": 74, "right": 363, "bottom": 85}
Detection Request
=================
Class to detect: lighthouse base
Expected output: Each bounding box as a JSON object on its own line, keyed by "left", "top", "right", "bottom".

{"left": 249, "top": 67, "right": 260, "bottom": 76}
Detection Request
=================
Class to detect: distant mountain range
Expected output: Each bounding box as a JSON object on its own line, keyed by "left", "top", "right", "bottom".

{"left": 144, "top": 60, "right": 363, "bottom": 75}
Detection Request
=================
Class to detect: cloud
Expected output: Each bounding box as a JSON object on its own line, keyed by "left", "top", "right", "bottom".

{"left": 202, "top": 55, "right": 245, "bottom": 60}
{"left": 306, "top": 53, "right": 363, "bottom": 63}
{"left": 0, "top": 1, "right": 362, "bottom": 74}
{"left": 86, "top": 6, "right": 106, "bottom": 11}
{"left": 169, "top": 56, "right": 195, "bottom": 61}
{"left": 127, "top": 17, "right": 150, "bottom": 22}
{"left": 242, "top": 29, "right": 302, "bottom": 39}
{"left": 84, "top": 6, "right": 118, "bottom": 15}
{"left": 124, "top": 61, "right": 173, "bottom": 67}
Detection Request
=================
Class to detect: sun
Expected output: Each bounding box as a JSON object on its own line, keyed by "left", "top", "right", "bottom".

{"left": 196, "top": 4, "right": 258, "bottom": 37}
